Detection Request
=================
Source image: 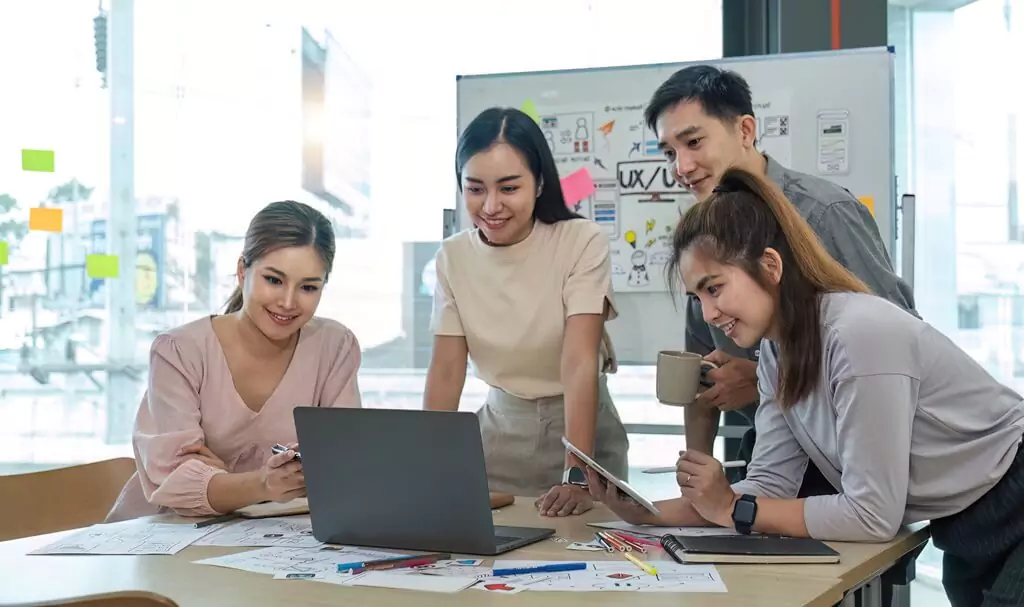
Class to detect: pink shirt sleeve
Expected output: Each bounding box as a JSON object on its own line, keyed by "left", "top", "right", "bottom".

{"left": 320, "top": 324, "right": 363, "bottom": 408}
{"left": 132, "top": 334, "right": 226, "bottom": 516}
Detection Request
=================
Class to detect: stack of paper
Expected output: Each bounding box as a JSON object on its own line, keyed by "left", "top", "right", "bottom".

{"left": 30, "top": 523, "right": 214, "bottom": 555}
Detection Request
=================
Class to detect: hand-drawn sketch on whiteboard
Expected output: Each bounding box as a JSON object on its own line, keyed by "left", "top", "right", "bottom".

{"left": 540, "top": 111, "right": 595, "bottom": 155}
{"left": 817, "top": 109, "right": 850, "bottom": 175}
{"left": 753, "top": 92, "right": 792, "bottom": 167}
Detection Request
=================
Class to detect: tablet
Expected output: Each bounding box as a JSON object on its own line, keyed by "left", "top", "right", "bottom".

{"left": 561, "top": 436, "right": 661, "bottom": 516}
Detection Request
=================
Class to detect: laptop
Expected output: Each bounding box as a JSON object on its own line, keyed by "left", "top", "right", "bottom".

{"left": 294, "top": 407, "right": 555, "bottom": 555}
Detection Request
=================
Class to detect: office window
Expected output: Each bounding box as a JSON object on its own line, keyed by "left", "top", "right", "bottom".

{"left": 0, "top": 0, "right": 723, "bottom": 474}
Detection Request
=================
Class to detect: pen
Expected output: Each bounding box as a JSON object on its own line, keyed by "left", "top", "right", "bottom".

{"left": 492, "top": 562, "right": 588, "bottom": 577}
{"left": 193, "top": 512, "right": 240, "bottom": 529}
{"left": 271, "top": 443, "right": 302, "bottom": 461}
{"left": 623, "top": 551, "right": 658, "bottom": 576}
{"left": 597, "top": 530, "right": 630, "bottom": 552}
{"left": 593, "top": 533, "right": 616, "bottom": 553}
{"left": 337, "top": 552, "right": 449, "bottom": 573}
{"left": 641, "top": 460, "right": 747, "bottom": 474}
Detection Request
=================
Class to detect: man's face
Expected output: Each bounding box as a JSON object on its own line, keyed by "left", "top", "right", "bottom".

{"left": 655, "top": 100, "right": 756, "bottom": 202}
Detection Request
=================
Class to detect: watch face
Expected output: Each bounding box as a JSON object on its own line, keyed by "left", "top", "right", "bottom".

{"left": 567, "top": 466, "right": 587, "bottom": 485}
{"left": 734, "top": 500, "right": 756, "bottom": 523}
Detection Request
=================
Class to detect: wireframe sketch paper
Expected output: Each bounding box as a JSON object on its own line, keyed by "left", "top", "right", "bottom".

{"left": 483, "top": 560, "right": 727, "bottom": 593}
{"left": 30, "top": 523, "right": 213, "bottom": 555}
{"left": 193, "top": 517, "right": 322, "bottom": 548}
{"left": 193, "top": 545, "right": 405, "bottom": 577}
{"left": 589, "top": 521, "right": 741, "bottom": 538}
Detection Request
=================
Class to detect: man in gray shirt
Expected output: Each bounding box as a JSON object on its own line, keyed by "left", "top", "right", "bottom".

{"left": 646, "top": 65, "right": 916, "bottom": 494}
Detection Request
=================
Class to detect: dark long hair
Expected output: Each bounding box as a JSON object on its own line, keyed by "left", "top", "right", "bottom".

{"left": 224, "top": 200, "right": 336, "bottom": 314}
{"left": 456, "top": 107, "right": 580, "bottom": 224}
{"left": 667, "top": 168, "right": 870, "bottom": 407}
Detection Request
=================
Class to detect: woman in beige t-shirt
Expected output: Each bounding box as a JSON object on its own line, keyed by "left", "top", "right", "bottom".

{"left": 424, "top": 107, "right": 629, "bottom": 517}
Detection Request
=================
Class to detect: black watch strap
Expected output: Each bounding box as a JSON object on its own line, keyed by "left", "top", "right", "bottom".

{"left": 732, "top": 494, "right": 757, "bottom": 535}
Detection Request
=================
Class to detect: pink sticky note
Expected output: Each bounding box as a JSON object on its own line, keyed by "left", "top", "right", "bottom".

{"left": 561, "top": 167, "right": 596, "bottom": 208}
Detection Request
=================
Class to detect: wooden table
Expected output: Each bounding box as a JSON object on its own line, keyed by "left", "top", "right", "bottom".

{"left": 0, "top": 501, "right": 927, "bottom": 607}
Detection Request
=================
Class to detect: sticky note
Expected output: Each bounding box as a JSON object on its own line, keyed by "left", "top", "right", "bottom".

{"left": 858, "top": 195, "right": 875, "bottom": 216}
{"left": 0, "top": 241, "right": 8, "bottom": 266}
{"left": 561, "top": 167, "right": 597, "bottom": 208}
{"left": 21, "top": 149, "right": 55, "bottom": 172}
{"left": 520, "top": 99, "right": 541, "bottom": 124}
{"left": 86, "top": 254, "right": 120, "bottom": 279}
{"left": 29, "top": 207, "right": 63, "bottom": 232}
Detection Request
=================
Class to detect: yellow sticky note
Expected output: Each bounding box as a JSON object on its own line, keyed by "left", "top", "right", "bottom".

{"left": 858, "top": 196, "right": 875, "bottom": 216}
{"left": 21, "top": 149, "right": 55, "bottom": 172}
{"left": 86, "top": 254, "right": 120, "bottom": 279}
{"left": 0, "top": 241, "right": 8, "bottom": 266}
{"left": 520, "top": 99, "right": 541, "bottom": 124}
{"left": 29, "top": 207, "right": 63, "bottom": 232}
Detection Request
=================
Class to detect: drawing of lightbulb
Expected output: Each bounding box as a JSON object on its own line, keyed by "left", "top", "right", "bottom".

{"left": 646, "top": 219, "right": 655, "bottom": 234}
{"left": 625, "top": 230, "right": 637, "bottom": 249}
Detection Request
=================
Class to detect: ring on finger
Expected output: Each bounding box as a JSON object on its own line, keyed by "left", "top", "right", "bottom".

{"left": 685, "top": 473, "right": 692, "bottom": 484}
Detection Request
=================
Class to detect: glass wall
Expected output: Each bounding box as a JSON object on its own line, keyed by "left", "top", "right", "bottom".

{"left": 889, "top": 0, "right": 1024, "bottom": 595}
{"left": 0, "top": 0, "right": 722, "bottom": 481}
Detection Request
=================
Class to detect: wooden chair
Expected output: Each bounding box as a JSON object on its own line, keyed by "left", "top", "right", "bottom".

{"left": 0, "top": 457, "right": 137, "bottom": 542}
{"left": 7, "top": 590, "right": 179, "bottom": 607}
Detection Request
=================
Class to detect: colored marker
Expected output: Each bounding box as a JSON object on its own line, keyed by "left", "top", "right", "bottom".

{"left": 492, "top": 562, "right": 587, "bottom": 577}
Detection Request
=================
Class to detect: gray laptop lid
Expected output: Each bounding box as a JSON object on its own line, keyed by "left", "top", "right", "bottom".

{"left": 294, "top": 407, "right": 502, "bottom": 553}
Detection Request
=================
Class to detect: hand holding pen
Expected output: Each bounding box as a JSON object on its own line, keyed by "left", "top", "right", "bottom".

{"left": 262, "top": 443, "right": 305, "bottom": 503}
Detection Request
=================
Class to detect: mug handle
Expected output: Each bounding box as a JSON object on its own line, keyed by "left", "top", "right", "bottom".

{"left": 698, "top": 360, "right": 718, "bottom": 388}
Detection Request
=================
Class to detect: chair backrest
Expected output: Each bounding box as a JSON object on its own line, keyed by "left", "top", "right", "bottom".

{"left": 0, "top": 457, "right": 137, "bottom": 541}
{"left": 9, "top": 590, "right": 179, "bottom": 607}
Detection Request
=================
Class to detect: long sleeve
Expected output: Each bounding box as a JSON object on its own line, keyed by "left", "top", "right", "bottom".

{"left": 133, "top": 335, "right": 226, "bottom": 516}
{"left": 819, "top": 199, "right": 917, "bottom": 316}
{"left": 730, "top": 346, "right": 808, "bottom": 499}
{"left": 321, "top": 326, "right": 363, "bottom": 408}
{"left": 803, "top": 373, "right": 917, "bottom": 542}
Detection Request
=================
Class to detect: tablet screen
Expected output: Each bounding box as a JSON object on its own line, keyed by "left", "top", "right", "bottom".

{"left": 561, "top": 436, "right": 661, "bottom": 516}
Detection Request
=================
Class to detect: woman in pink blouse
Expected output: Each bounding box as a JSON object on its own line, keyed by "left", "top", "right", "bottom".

{"left": 106, "top": 201, "right": 362, "bottom": 522}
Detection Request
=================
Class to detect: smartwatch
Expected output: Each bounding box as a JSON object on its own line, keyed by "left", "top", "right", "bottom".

{"left": 732, "top": 494, "right": 758, "bottom": 535}
{"left": 562, "top": 466, "right": 588, "bottom": 488}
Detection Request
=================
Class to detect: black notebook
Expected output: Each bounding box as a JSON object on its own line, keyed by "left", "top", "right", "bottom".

{"left": 661, "top": 534, "right": 840, "bottom": 564}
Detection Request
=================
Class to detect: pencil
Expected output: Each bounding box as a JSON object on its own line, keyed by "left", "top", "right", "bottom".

{"left": 613, "top": 530, "right": 660, "bottom": 547}
{"left": 193, "top": 512, "right": 240, "bottom": 529}
{"left": 598, "top": 530, "right": 630, "bottom": 552}
{"left": 609, "top": 531, "right": 647, "bottom": 553}
{"left": 593, "top": 533, "right": 616, "bottom": 552}
{"left": 623, "top": 551, "right": 658, "bottom": 575}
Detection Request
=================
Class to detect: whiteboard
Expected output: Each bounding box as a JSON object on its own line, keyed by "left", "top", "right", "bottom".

{"left": 455, "top": 47, "right": 895, "bottom": 363}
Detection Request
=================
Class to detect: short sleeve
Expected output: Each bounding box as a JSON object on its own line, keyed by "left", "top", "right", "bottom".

{"left": 320, "top": 324, "right": 363, "bottom": 408}
{"left": 133, "top": 334, "right": 226, "bottom": 516}
{"left": 564, "top": 224, "right": 616, "bottom": 319}
{"left": 429, "top": 247, "right": 465, "bottom": 336}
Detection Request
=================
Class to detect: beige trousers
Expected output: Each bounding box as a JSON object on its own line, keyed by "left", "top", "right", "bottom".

{"left": 475, "top": 375, "right": 630, "bottom": 497}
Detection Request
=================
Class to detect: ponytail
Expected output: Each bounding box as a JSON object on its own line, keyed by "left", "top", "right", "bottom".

{"left": 669, "top": 167, "right": 870, "bottom": 408}
{"left": 224, "top": 286, "right": 243, "bottom": 314}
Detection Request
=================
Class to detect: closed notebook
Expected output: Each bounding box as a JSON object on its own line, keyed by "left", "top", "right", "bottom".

{"left": 661, "top": 534, "right": 840, "bottom": 564}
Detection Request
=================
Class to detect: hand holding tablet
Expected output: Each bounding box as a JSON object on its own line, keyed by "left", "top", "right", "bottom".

{"left": 561, "top": 436, "right": 661, "bottom": 516}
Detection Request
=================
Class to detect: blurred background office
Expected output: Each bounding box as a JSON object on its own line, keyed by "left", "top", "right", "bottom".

{"left": 0, "top": 1, "right": 1021, "bottom": 603}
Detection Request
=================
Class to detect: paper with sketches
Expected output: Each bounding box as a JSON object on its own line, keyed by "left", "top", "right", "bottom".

{"left": 193, "top": 517, "right": 321, "bottom": 548}
{"left": 589, "top": 521, "right": 741, "bottom": 537}
{"left": 30, "top": 522, "right": 212, "bottom": 555}
{"left": 487, "top": 560, "right": 726, "bottom": 593}
{"left": 817, "top": 109, "right": 850, "bottom": 175}
{"left": 193, "top": 545, "right": 404, "bottom": 577}
{"left": 347, "top": 571, "right": 478, "bottom": 593}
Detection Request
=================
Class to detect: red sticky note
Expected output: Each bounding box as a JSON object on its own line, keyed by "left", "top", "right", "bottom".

{"left": 561, "top": 167, "right": 596, "bottom": 208}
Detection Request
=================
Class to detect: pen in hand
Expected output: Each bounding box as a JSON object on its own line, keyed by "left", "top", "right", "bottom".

{"left": 271, "top": 443, "right": 302, "bottom": 462}
{"left": 641, "top": 460, "right": 746, "bottom": 474}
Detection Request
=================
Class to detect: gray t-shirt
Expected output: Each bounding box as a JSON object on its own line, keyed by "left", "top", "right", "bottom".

{"left": 685, "top": 155, "right": 917, "bottom": 420}
{"left": 731, "top": 292, "right": 1024, "bottom": 541}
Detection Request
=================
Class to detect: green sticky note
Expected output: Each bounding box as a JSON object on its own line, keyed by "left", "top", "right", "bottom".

{"left": 86, "top": 254, "right": 119, "bottom": 279}
{"left": 520, "top": 99, "right": 541, "bottom": 124}
{"left": 0, "top": 241, "right": 8, "bottom": 266}
{"left": 21, "top": 149, "right": 55, "bottom": 172}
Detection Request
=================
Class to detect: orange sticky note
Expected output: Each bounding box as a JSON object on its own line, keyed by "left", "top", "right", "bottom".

{"left": 29, "top": 207, "right": 63, "bottom": 232}
{"left": 0, "top": 241, "right": 8, "bottom": 266}
{"left": 86, "top": 254, "right": 120, "bottom": 279}
{"left": 858, "top": 196, "right": 875, "bottom": 216}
